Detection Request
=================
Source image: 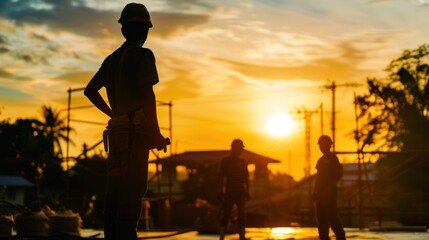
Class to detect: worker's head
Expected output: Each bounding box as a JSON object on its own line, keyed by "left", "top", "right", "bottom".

{"left": 118, "top": 3, "right": 153, "bottom": 44}
{"left": 317, "top": 135, "right": 333, "bottom": 154}
{"left": 230, "top": 139, "right": 244, "bottom": 156}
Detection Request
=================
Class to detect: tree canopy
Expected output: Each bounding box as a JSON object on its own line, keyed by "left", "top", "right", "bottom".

{"left": 0, "top": 106, "right": 73, "bottom": 207}
{"left": 34, "top": 105, "right": 71, "bottom": 159}
{"left": 356, "top": 44, "right": 429, "bottom": 152}
{"left": 356, "top": 44, "right": 429, "bottom": 220}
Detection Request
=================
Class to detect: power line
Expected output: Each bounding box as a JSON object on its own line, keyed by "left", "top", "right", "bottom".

{"left": 70, "top": 119, "right": 106, "bottom": 126}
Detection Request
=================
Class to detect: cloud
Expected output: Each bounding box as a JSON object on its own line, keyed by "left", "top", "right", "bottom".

{"left": 163, "top": 0, "right": 216, "bottom": 12}
{"left": 156, "top": 60, "right": 202, "bottom": 100}
{"left": 0, "top": 0, "right": 211, "bottom": 39}
{"left": 0, "top": 34, "right": 6, "bottom": 44}
{"left": 366, "top": 0, "right": 393, "bottom": 4}
{"left": 0, "top": 0, "right": 119, "bottom": 37}
{"left": 213, "top": 31, "right": 399, "bottom": 83}
{"left": 337, "top": 41, "right": 369, "bottom": 64}
{"left": 151, "top": 12, "right": 210, "bottom": 38}
{"left": 54, "top": 70, "right": 95, "bottom": 85}
{"left": 0, "top": 86, "right": 34, "bottom": 100}
{"left": 216, "top": 57, "right": 360, "bottom": 82}
{"left": 157, "top": 74, "right": 201, "bottom": 100}
{"left": 0, "top": 68, "right": 31, "bottom": 81}
{"left": 30, "top": 32, "right": 49, "bottom": 42}
{"left": 0, "top": 26, "right": 78, "bottom": 66}
{"left": 13, "top": 51, "right": 49, "bottom": 65}
{"left": 0, "top": 47, "right": 9, "bottom": 53}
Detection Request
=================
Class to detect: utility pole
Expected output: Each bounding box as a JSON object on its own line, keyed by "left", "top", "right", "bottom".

{"left": 295, "top": 106, "right": 320, "bottom": 178}
{"left": 66, "top": 87, "right": 85, "bottom": 204}
{"left": 294, "top": 105, "right": 322, "bottom": 218}
{"left": 354, "top": 92, "right": 364, "bottom": 229}
{"left": 157, "top": 100, "right": 173, "bottom": 198}
{"left": 322, "top": 80, "right": 361, "bottom": 152}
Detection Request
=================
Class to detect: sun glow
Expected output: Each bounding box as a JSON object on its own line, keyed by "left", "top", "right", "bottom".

{"left": 270, "top": 227, "right": 296, "bottom": 237}
{"left": 265, "top": 113, "right": 295, "bottom": 137}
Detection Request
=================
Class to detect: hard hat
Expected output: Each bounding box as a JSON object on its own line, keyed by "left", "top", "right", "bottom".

{"left": 231, "top": 139, "right": 245, "bottom": 148}
{"left": 318, "top": 135, "right": 333, "bottom": 145}
{"left": 118, "top": 3, "right": 153, "bottom": 27}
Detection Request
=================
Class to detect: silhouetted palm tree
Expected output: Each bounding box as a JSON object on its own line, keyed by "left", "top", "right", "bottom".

{"left": 34, "top": 105, "right": 72, "bottom": 159}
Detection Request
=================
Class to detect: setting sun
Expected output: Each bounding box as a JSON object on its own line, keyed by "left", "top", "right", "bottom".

{"left": 265, "top": 113, "right": 295, "bottom": 137}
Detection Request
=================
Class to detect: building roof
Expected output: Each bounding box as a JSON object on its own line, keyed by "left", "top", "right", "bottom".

{"left": 342, "top": 163, "right": 376, "bottom": 185}
{"left": 0, "top": 176, "right": 34, "bottom": 187}
{"left": 150, "top": 150, "right": 281, "bottom": 166}
{"left": 343, "top": 162, "right": 375, "bottom": 172}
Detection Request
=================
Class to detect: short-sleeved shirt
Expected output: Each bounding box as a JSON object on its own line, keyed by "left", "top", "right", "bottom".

{"left": 314, "top": 152, "right": 343, "bottom": 193}
{"left": 93, "top": 41, "right": 159, "bottom": 118}
{"left": 219, "top": 156, "right": 249, "bottom": 195}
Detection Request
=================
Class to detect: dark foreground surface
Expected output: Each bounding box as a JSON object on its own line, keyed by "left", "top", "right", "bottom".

{"left": 76, "top": 227, "right": 429, "bottom": 239}
{"left": 4, "top": 227, "right": 429, "bottom": 239}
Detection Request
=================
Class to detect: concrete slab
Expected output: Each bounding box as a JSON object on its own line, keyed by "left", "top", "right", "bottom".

{"left": 79, "top": 227, "right": 429, "bottom": 239}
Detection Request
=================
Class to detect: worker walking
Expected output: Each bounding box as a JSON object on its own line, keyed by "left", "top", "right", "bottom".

{"left": 218, "top": 139, "right": 249, "bottom": 240}
{"left": 84, "top": 3, "right": 168, "bottom": 239}
{"left": 313, "top": 135, "right": 346, "bottom": 240}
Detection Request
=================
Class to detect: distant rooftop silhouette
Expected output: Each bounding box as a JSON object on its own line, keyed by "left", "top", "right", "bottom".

{"left": 150, "top": 149, "right": 281, "bottom": 166}
{"left": 0, "top": 175, "right": 34, "bottom": 187}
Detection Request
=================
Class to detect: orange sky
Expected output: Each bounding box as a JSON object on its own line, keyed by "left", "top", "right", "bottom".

{"left": 0, "top": 0, "right": 428, "bottom": 180}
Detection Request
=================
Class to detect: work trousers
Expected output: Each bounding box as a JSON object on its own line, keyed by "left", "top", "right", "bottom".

{"left": 221, "top": 194, "right": 246, "bottom": 228}
{"left": 315, "top": 190, "right": 346, "bottom": 240}
{"left": 104, "top": 132, "right": 150, "bottom": 240}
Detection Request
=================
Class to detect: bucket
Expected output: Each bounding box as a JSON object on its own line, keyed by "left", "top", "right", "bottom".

{"left": 0, "top": 215, "right": 14, "bottom": 237}
{"left": 15, "top": 211, "right": 49, "bottom": 237}
{"left": 48, "top": 209, "right": 82, "bottom": 236}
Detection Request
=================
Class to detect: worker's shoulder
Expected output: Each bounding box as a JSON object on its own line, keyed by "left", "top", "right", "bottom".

{"left": 103, "top": 48, "right": 122, "bottom": 62}
{"left": 318, "top": 153, "right": 339, "bottom": 163}
{"left": 330, "top": 152, "right": 339, "bottom": 160}
{"left": 138, "top": 47, "right": 155, "bottom": 57}
{"left": 326, "top": 153, "right": 340, "bottom": 165}
{"left": 128, "top": 48, "right": 155, "bottom": 64}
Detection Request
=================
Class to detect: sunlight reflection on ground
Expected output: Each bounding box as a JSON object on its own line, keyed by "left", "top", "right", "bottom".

{"left": 80, "top": 227, "right": 429, "bottom": 239}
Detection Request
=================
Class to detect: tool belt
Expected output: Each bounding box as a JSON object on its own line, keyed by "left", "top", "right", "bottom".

{"left": 103, "top": 106, "right": 154, "bottom": 153}
{"left": 103, "top": 127, "right": 131, "bottom": 153}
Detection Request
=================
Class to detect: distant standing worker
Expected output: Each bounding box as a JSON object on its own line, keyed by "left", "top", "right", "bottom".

{"left": 313, "top": 135, "right": 346, "bottom": 240}
{"left": 84, "top": 3, "right": 168, "bottom": 240}
{"left": 218, "top": 139, "right": 249, "bottom": 240}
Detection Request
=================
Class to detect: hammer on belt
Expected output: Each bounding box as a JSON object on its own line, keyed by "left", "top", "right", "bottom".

{"left": 103, "top": 129, "right": 109, "bottom": 152}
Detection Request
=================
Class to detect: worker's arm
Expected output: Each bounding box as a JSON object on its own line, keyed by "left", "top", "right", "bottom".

{"left": 218, "top": 159, "right": 226, "bottom": 201}
{"left": 218, "top": 176, "right": 226, "bottom": 201}
{"left": 140, "top": 84, "right": 166, "bottom": 149}
{"left": 245, "top": 164, "right": 250, "bottom": 200}
{"left": 220, "top": 176, "right": 226, "bottom": 194}
{"left": 84, "top": 67, "right": 113, "bottom": 118}
{"left": 312, "top": 173, "right": 319, "bottom": 202}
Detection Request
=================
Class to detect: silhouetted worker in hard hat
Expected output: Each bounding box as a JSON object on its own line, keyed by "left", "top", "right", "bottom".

{"left": 218, "top": 139, "right": 249, "bottom": 240}
{"left": 84, "top": 3, "right": 168, "bottom": 240}
{"left": 313, "top": 135, "right": 346, "bottom": 240}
